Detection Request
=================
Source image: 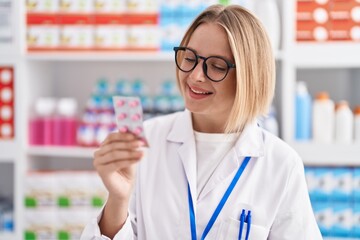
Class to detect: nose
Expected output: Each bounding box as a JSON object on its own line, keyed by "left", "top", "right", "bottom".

{"left": 189, "top": 58, "right": 206, "bottom": 82}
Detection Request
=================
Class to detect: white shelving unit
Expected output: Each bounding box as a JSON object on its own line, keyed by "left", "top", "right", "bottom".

{"left": 1, "top": 0, "right": 359, "bottom": 238}
{"left": 291, "top": 142, "right": 360, "bottom": 166}
{"left": 25, "top": 52, "right": 175, "bottom": 62}
{"left": 27, "top": 146, "right": 95, "bottom": 158}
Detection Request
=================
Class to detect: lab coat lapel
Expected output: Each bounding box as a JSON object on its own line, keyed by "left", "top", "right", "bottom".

{"left": 167, "top": 110, "right": 198, "bottom": 211}
{"left": 197, "top": 122, "right": 264, "bottom": 201}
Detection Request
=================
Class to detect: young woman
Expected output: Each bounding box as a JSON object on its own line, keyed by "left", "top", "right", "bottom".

{"left": 81, "top": 4, "right": 322, "bottom": 240}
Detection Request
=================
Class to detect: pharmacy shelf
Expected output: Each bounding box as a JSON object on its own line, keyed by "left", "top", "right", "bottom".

{"left": 27, "top": 146, "right": 95, "bottom": 158}
{"left": 25, "top": 50, "right": 284, "bottom": 62}
{"left": 291, "top": 142, "right": 360, "bottom": 166}
{"left": 0, "top": 232, "right": 16, "bottom": 240}
{"left": 0, "top": 141, "right": 18, "bottom": 161}
{"left": 292, "top": 43, "right": 360, "bottom": 68}
{"left": 25, "top": 51, "right": 174, "bottom": 62}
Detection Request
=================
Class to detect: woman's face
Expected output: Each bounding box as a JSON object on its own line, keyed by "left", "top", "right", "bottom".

{"left": 178, "top": 23, "right": 237, "bottom": 124}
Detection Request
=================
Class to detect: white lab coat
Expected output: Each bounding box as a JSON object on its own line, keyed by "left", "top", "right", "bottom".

{"left": 81, "top": 110, "right": 323, "bottom": 240}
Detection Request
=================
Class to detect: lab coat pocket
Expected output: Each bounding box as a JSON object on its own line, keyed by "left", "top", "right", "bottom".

{"left": 216, "top": 217, "right": 269, "bottom": 240}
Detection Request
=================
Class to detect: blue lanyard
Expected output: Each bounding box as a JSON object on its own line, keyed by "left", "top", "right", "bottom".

{"left": 188, "top": 156, "right": 251, "bottom": 240}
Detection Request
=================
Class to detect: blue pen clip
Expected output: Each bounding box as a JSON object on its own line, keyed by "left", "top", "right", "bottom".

{"left": 238, "top": 209, "right": 245, "bottom": 240}
{"left": 245, "top": 210, "right": 251, "bottom": 240}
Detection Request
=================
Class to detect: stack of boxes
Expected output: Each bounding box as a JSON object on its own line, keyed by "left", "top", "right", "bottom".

{"left": 0, "top": 67, "right": 14, "bottom": 140}
{"left": 24, "top": 171, "right": 107, "bottom": 240}
{"left": 26, "top": 0, "right": 160, "bottom": 51}
{"left": 306, "top": 167, "right": 360, "bottom": 238}
{"left": 297, "top": 0, "right": 360, "bottom": 42}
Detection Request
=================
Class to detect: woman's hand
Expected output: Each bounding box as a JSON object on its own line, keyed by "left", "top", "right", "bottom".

{"left": 93, "top": 131, "right": 145, "bottom": 201}
{"left": 94, "top": 131, "right": 145, "bottom": 237}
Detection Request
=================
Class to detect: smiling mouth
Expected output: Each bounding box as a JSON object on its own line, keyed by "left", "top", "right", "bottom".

{"left": 189, "top": 86, "right": 213, "bottom": 95}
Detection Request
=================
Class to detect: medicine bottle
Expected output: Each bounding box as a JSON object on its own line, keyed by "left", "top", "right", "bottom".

{"left": 295, "top": 81, "right": 312, "bottom": 140}
{"left": 53, "top": 98, "right": 78, "bottom": 146}
{"left": 334, "top": 101, "right": 353, "bottom": 144}
{"left": 29, "top": 98, "right": 56, "bottom": 145}
{"left": 312, "top": 92, "right": 334, "bottom": 143}
{"left": 354, "top": 106, "right": 360, "bottom": 143}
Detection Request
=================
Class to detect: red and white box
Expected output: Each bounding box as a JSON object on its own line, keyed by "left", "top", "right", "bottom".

{"left": 93, "top": 0, "right": 127, "bottom": 13}
{"left": 127, "top": 25, "right": 160, "bottom": 50}
{"left": 93, "top": 15, "right": 128, "bottom": 50}
{"left": 26, "top": 0, "right": 59, "bottom": 13}
{"left": 27, "top": 14, "right": 60, "bottom": 51}
{"left": 59, "top": 0, "right": 94, "bottom": 13}
{"left": 297, "top": 0, "right": 331, "bottom": 41}
{"left": 59, "top": 15, "right": 94, "bottom": 50}
{"left": 297, "top": 0, "right": 331, "bottom": 23}
{"left": 329, "top": 0, "right": 360, "bottom": 41}
{"left": 0, "top": 67, "right": 14, "bottom": 139}
{"left": 297, "top": 20, "right": 331, "bottom": 41}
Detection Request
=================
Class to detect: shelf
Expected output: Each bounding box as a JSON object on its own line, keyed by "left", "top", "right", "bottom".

{"left": 293, "top": 43, "right": 360, "bottom": 68}
{"left": 27, "top": 146, "right": 95, "bottom": 158}
{"left": 0, "top": 141, "right": 17, "bottom": 161}
{"left": 0, "top": 232, "right": 15, "bottom": 240}
{"left": 290, "top": 142, "right": 360, "bottom": 166}
{"left": 25, "top": 51, "right": 174, "bottom": 62}
{"left": 25, "top": 50, "right": 284, "bottom": 62}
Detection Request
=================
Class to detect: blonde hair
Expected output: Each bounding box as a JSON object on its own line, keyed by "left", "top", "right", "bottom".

{"left": 175, "top": 4, "right": 276, "bottom": 133}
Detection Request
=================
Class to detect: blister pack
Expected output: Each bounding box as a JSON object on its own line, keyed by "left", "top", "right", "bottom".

{"left": 113, "top": 96, "right": 148, "bottom": 146}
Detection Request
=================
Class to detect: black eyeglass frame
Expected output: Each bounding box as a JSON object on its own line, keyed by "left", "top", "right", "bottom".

{"left": 173, "top": 46, "right": 236, "bottom": 82}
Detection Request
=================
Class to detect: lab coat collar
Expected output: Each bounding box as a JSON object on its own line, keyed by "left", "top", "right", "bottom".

{"left": 167, "top": 110, "right": 264, "bottom": 158}
{"left": 167, "top": 110, "right": 198, "bottom": 210}
{"left": 166, "top": 110, "right": 265, "bottom": 202}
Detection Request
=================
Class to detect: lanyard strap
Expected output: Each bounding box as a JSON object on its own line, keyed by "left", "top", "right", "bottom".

{"left": 188, "top": 156, "right": 251, "bottom": 240}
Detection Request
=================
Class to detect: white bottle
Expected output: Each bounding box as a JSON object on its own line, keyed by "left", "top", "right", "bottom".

{"left": 312, "top": 92, "right": 335, "bottom": 143}
{"left": 334, "top": 101, "right": 353, "bottom": 144}
{"left": 253, "top": 0, "right": 280, "bottom": 51}
{"left": 353, "top": 106, "right": 360, "bottom": 143}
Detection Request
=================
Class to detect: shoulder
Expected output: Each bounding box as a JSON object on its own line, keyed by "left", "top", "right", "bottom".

{"left": 259, "top": 128, "right": 304, "bottom": 173}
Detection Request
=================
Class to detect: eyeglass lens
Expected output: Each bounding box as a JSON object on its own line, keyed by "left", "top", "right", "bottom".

{"left": 175, "top": 48, "right": 230, "bottom": 82}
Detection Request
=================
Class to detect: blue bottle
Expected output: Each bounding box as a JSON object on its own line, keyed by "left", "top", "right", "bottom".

{"left": 295, "top": 81, "right": 312, "bottom": 140}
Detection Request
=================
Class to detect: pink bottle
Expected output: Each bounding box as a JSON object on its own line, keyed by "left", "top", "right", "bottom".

{"left": 29, "top": 98, "right": 56, "bottom": 145}
{"left": 53, "top": 98, "right": 78, "bottom": 146}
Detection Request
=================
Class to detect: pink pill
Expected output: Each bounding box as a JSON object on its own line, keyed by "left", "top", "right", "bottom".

{"left": 129, "top": 100, "right": 139, "bottom": 107}
{"left": 119, "top": 126, "right": 128, "bottom": 133}
{"left": 133, "top": 127, "right": 143, "bottom": 135}
{"left": 131, "top": 113, "right": 141, "bottom": 121}
{"left": 117, "top": 113, "right": 127, "bottom": 120}
{"left": 116, "top": 100, "right": 126, "bottom": 107}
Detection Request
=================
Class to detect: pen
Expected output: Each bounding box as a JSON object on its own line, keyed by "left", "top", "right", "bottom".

{"left": 245, "top": 210, "right": 251, "bottom": 240}
{"left": 238, "top": 209, "right": 245, "bottom": 240}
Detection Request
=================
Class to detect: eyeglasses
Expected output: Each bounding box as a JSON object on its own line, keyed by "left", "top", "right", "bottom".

{"left": 173, "top": 46, "right": 236, "bottom": 82}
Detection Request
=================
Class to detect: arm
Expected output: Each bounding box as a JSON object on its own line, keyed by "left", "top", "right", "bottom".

{"left": 268, "top": 158, "right": 323, "bottom": 240}
{"left": 81, "top": 132, "right": 144, "bottom": 240}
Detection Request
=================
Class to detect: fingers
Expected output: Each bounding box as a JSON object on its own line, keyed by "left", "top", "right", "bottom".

{"left": 100, "top": 131, "right": 138, "bottom": 146}
{"left": 95, "top": 149, "right": 143, "bottom": 166}
{"left": 95, "top": 140, "right": 144, "bottom": 158}
{"left": 98, "top": 158, "right": 140, "bottom": 174}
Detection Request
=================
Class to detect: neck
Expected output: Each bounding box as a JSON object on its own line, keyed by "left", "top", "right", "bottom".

{"left": 191, "top": 113, "right": 226, "bottom": 133}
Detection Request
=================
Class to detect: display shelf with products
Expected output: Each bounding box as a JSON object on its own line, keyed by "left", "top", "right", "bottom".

{"left": 26, "top": 51, "right": 175, "bottom": 62}
{"left": 3, "top": 0, "right": 360, "bottom": 238}
{"left": 27, "top": 146, "right": 94, "bottom": 158}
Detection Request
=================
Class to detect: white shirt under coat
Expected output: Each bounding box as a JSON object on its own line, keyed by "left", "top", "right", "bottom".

{"left": 81, "top": 110, "right": 323, "bottom": 240}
